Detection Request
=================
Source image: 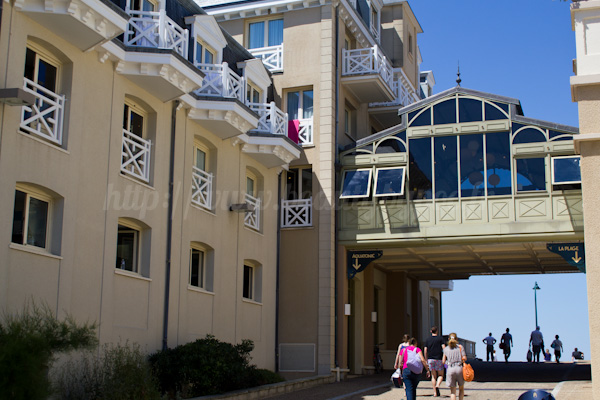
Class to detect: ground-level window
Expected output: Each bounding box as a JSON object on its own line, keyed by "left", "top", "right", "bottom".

{"left": 12, "top": 189, "right": 50, "bottom": 249}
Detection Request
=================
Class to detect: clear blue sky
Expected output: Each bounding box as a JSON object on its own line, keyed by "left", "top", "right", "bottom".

{"left": 408, "top": 0, "right": 589, "bottom": 361}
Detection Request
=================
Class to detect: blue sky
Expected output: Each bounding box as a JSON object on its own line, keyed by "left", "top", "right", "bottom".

{"left": 408, "top": 0, "right": 589, "bottom": 361}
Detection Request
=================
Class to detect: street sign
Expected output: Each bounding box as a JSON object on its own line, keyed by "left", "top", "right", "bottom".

{"left": 347, "top": 250, "right": 383, "bottom": 279}
{"left": 546, "top": 242, "right": 585, "bottom": 273}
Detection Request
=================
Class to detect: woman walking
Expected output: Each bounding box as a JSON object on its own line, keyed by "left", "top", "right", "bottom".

{"left": 442, "top": 333, "right": 467, "bottom": 400}
{"left": 394, "top": 337, "right": 430, "bottom": 400}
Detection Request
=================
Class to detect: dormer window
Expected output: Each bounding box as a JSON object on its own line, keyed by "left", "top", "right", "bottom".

{"left": 195, "top": 40, "right": 215, "bottom": 64}
{"left": 185, "top": 15, "right": 227, "bottom": 66}
{"left": 246, "top": 81, "right": 262, "bottom": 104}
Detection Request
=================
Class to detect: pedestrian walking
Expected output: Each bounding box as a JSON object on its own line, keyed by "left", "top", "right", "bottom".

{"left": 500, "top": 328, "right": 513, "bottom": 362}
{"left": 482, "top": 332, "right": 496, "bottom": 362}
{"left": 551, "top": 335, "right": 563, "bottom": 363}
{"left": 529, "top": 326, "right": 544, "bottom": 363}
{"left": 394, "top": 337, "right": 430, "bottom": 400}
{"left": 442, "top": 332, "right": 467, "bottom": 400}
{"left": 424, "top": 326, "right": 445, "bottom": 397}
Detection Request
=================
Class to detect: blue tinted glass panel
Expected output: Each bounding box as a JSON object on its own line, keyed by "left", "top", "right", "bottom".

{"left": 516, "top": 158, "right": 546, "bottom": 192}
{"left": 408, "top": 138, "right": 432, "bottom": 199}
{"left": 460, "top": 134, "right": 484, "bottom": 197}
{"left": 248, "top": 22, "right": 264, "bottom": 49}
{"left": 395, "top": 131, "right": 406, "bottom": 142}
{"left": 340, "top": 169, "right": 372, "bottom": 198}
{"left": 459, "top": 98, "right": 483, "bottom": 123}
{"left": 433, "top": 99, "right": 456, "bottom": 125}
{"left": 513, "top": 128, "right": 546, "bottom": 144}
{"left": 434, "top": 136, "right": 458, "bottom": 198}
{"left": 553, "top": 156, "right": 581, "bottom": 184}
{"left": 268, "top": 19, "right": 283, "bottom": 46}
{"left": 485, "top": 103, "right": 508, "bottom": 121}
{"left": 374, "top": 168, "right": 406, "bottom": 196}
{"left": 549, "top": 130, "right": 574, "bottom": 141}
{"left": 408, "top": 109, "right": 431, "bottom": 127}
{"left": 375, "top": 139, "right": 405, "bottom": 153}
{"left": 485, "top": 132, "right": 511, "bottom": 195}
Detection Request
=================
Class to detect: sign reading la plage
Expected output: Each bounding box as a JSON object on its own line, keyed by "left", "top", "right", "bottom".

{"left": 547, "top": 242, "right": 585, "bottom": 273}
{"left": 347, "top": 250, "right": 383, "bottom": 279}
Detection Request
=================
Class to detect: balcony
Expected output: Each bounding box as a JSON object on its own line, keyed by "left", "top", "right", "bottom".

{"left": 244, "top": 193, "right": 261, "bottom": 231}
{"left": 124, "top": 10, "right": 188, "bottom": 58}
{"left": 185, "top": 62, "right": 258, "bottom": 139}
{"left": 249, "top": 102, "right": 288, "bottom": 136}
{"left": 369, "top": 68, "right": 420, "bottom": 127}
{"left": 13, "top": 0, "right": 128, "bottom": 51}
{"left": 294, "top": 118, "right": 313, "bottom": 146}
{"left": 20, "top": 78, "right": 65, "bottom": 146}
{"left": 249, "top": 44, "right": 283, "bottom": 73}
{"left": 121, "top": 129, "right": 151, "bottom": 183}
{"left": 341, "top": 46, "right": 395, "bottom": 103}
{"left": 281, "top": 198, "right": 312, "bottom": 228}
{"left": 191, "top": 166, "right": 213, "bottom": 210}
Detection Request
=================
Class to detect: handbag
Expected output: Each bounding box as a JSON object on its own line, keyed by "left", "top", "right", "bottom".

{"left": 462, "top": 362, "right": 474, "bottom": 382}
{"left": 499, "top": 342, "right": 505, "bottom": 350}
{"left": 391, "top": 368, "right": 403, "bottom": 388}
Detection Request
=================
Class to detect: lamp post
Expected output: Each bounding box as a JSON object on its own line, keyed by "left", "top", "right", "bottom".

{"left": 533, "top": 281, "right": 541, "bottom": 327}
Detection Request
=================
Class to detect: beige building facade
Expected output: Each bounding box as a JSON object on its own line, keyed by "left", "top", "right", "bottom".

{"left": 571, "top": 1, "right": 600, "bottom": 397}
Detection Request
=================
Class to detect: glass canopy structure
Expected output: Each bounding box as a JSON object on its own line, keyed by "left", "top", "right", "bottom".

{"left": 339, "top": 87, "right": 582, "bottom": 279}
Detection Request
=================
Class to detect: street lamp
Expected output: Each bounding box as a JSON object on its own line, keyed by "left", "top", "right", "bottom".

{"left": 533, "top": 281, "right": 541, "bottom": 328}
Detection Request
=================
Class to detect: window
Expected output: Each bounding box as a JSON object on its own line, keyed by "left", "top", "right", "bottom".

{"left": 195, "top": 40, "right": 215, "bottom": 65}
{"left": 287, "top": 90, "right": 313, "bottom": 121}
{"left": 247, "top": 175, "right": 256, "bottom": 197}
{"left": 190, "top": 247, "right": 205, "bottom": 288}
{"left": 408, "top": 137, "right": 432, "bottom": 199}
{"left": 460, "top": 134, "right": 484, "bottom": 197}
{"left": 191, "top": 142, "right": 213, "bottom": 210}
{"left": 344, "top": 105, "right": 356, "bottom": 139}
{"left": 121, "top": 101, "right": 152, "bottom": 182}
{"left": 123, "top": 102, "right": 145, "bottom": 137}
{"left": 408, "top": 33, "right": 413, "bottom": 55}
{"left": 116, "top": 224, "right": 139, "bottom": 273}
{"left": 130, "top": 0, "right": 156, "bottom": 11}
{"left": 552, "top": 156, "right": 581, "bottom": 185}
{"left": 22, "top": 46, "right": 65, "bottom": 145}
{"left": 248, "top": 18, "right": 283, "bottom": 49}
{"left": 285, "top": 168, "right": 313, "bottom": 200}
{"left": 340, "top": 169, "right": 372, "bottom": 199}
{"left": 242, "top": 262, "right": 262, "bottom": 302}
{"left": 12, "top": 189, "right": 50, "bottom": 249}
{"left": 434, "top": 136, "right": 458, "bottom": 198}
{"left": 516, "top": 158, "right": 546, "bottom": 192}
{"left": 374, "top": 167, "right": 406, "bottom": 197}
{"left": 246, "top": 82, "right": 262, "bottom": 104}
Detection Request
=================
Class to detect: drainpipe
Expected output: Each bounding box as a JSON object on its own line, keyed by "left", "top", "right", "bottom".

{"left": 333, "top": 3, "right": 340, "bottom": 368}
{"left": 163, "top": 99, "right": 179, "bottom": 350}
{"left": 275, "top": 170, "right": 282, "bottom": 372}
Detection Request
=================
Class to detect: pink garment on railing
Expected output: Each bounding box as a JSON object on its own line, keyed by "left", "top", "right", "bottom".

{"left": 288, "top": 119, "right": 300, "bottom": 144}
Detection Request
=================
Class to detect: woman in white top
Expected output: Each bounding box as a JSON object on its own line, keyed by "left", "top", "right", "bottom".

{"left": 442, "top": 333, "right": 467, "bottom": 400}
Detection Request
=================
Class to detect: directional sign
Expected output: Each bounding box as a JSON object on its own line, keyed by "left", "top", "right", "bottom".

{"left": 347, "top": 250, "right": 383, "bottom": 279}
{"left": 547, "top": 242, "right": 585, "bottom": 273}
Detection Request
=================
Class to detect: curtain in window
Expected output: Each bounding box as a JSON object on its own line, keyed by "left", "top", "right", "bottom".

{"left": 287, "top": 92, "right": 299, "bottom": 120}
{"left": 302, "top": 90, "right": 313, "bottom": 119}
{"left": 248, "top": 22, "right": 264, "bottom": 49}
{"left": 268, "top": 19, "right": 283, "bottom": 46}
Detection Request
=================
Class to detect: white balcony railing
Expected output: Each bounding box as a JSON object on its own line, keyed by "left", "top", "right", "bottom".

{"left": 21, "top": 78, "right": 65, "bottom": 145}
{"left": 281, "top": 198, "right": 312, "bottom": 228}
{"left": 121, "top": 129, "right": 151, "bottom": 183}
{"left": 249, "top": 44, "right": 283, "bottom": 73}
{"left": 342, "top": 45, "right": 393, "bottom": 89}
{"left": 248, "top": 102, "right": 288, "bottom": 136}
{"left": 124, "top": 9, "right": 189, "bottom": 58}
{"left": 370, "top": 24, "right": 380, "bottom": 43}
{"left": 194, "top": 62, "right": 244, "bottom": 101}
{"left": 370, "top": 71, "right": 417, "bottom": 108}
{"left": 298, "top": 118, "right": 313, "bottom": 146}
{"left": 191, "top": 166, "right": 213, "bottom": 210}
{"left": 244, "top": 193, "right": 261, "bottom": 231}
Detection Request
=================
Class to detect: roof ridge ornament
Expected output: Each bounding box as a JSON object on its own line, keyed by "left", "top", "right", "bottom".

{"left": 456, "top": 61, "right": 462, "bottom": 87}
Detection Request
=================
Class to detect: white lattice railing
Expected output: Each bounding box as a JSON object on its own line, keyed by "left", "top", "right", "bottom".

{"left": 342, "top": 45, "right": 393, "bottom": 89}
{"left": 191, "top": 166, "right": 213, "bottom": 209}
{"left": 298, "top": 118, "right": 313, "bottom": 146}
{"left": 370, "top": 24, "right": 380, "bottom": 43}
{"left": 248, "top": 102, "right": 288, "bottom": 136}
{"left": 281, "top": 198, "right": 312, "bottom": 228}
{"left": 370, "top": 69, "right": 419, "bottom": 108}
{"left": 194, "top": 62, "right": 244, "bottom": 101}
{"left": 244, "top": 193, "right": 261, "bottom": 231}
{"left": 21, "top": 78, "right": 65, "bottom": 145}
{"left": 249, "top": 44, "right": 283, "bottom": 73}
{"left": 124, "top": 9, "right": 188, "bottom": 58}
{"left": 121, "top": 129, "right": 151, "bottom": 182}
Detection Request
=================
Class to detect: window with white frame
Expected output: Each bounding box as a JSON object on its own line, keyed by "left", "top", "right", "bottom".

{"left": 131, "top": 0, "right": 156, "bottom": 12}
{"left": 191, "top": 142, "right": 213, "bottom": 210}
{"left": 248, "top": 18, "right": 283, "bottom": 49}
{"left": 285, "top": 168, "right": 312, "bottom": 200}
{"left": 340, "top": 169, "right": 372, "bottom": 199}
{"left": 552, "top": 156, "right": 581, "bottom": 185}
{"left": 12, "top": 188, "right": 51, "bottom": 250}
{"left": 245, "top": 171, "right": 261, "bottom": 231}
{"left": 374, "top": 167, "right": 406, "bottom": 197}
{"left": 22, "top": 45, "right": 65, "bottom": 145}
{"left": 195, "top": 40, "right": 215, "bottom": 65}
{"left": 287, "top": 89, "right": 313, "bottom": 121}
{"left": 189, "top": 244, "right": 214, "bottom": 291}
{"left": 246, "top": 81, "right": 262, "bottom": 104}
{"left": 121, "top": 101, "right": 152, "bottom": 182}
{"left": 344, "top": 105, "right": 356, "bottom": 140}
{"left": 243, "top": 261, "right": 262, "bottom": 302}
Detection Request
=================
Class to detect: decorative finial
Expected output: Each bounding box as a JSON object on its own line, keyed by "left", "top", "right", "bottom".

{"left": 456, "top": 61, "right": 462, "bottom": 87}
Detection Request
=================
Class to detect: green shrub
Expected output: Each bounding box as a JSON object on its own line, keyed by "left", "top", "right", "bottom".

{"left": 150, "top": 335, "right": 283, "bottom": 398}
{"left": 52, "top": 342, "right": 162, "bottom": 400}
{"left": 0, "top": 301, "right": 97, "bottom": 400}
